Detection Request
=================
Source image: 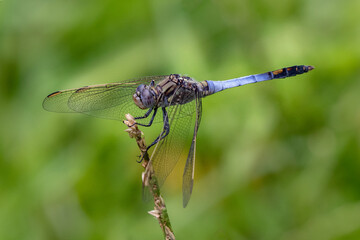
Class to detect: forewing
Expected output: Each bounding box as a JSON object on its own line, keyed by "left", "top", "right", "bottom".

{"left": 42, "top": 76, "right": 167, "bottom": 121}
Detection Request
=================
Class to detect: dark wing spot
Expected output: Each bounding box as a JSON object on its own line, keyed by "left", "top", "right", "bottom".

{"left": 75, "top": 86, "right": 90, "bottom": 93}
{"left": 47, "top": 91, "right": 62, "bottom": 98}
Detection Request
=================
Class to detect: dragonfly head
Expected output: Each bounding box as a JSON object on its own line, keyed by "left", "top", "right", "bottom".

{"left": 133, "top": 84, "right": 155, "bottom": 109}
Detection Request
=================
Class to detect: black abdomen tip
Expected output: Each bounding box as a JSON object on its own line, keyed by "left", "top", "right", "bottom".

{"left": 294, "top": 65, "right": 315, "bottom": 74}
{"left": 307, "top": 65, "right": 315, "bottom": 71}
{"left": 272, "top": 65, "right": 315, "bottom": 78}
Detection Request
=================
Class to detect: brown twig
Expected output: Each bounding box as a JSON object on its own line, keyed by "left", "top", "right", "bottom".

{"left": 124, "top": 114, "right": 175, "bottom": 240}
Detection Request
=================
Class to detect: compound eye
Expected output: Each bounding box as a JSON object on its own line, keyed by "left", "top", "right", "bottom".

{"left": 141, "top": 88, "right": 154, "bottom": 108}
{"left": 136, "top": 84, "right": 145, "bottom": 95}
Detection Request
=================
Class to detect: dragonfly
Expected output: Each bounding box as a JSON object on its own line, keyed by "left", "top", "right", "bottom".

{"left": 43, "top": 65, "right": 314, "bottom": 207}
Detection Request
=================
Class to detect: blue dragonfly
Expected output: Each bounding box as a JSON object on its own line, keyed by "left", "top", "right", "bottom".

{"left": 43, "top": 65, "right": 314, "bottom": 207}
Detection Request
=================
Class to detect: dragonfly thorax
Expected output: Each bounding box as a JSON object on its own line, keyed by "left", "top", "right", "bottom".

{"left": 133, "top": 84, "right": 156, "bottom": 109}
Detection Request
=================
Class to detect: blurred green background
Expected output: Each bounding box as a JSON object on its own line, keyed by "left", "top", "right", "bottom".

{"left": 1, "top": 0, "right": 360, "bottom": 239}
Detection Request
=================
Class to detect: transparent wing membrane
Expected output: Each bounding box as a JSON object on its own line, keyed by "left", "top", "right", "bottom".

{"left": 43, "top": 76, "right": 167, "bottom": 121}
{"left": 148, "top": 87, "right": 202, "bottom": 207}
{"left": 182, "top": 93, "right": 202, "bottom": 207}
{"left": 150, "top": 87, "right": 198, "bottom": 188}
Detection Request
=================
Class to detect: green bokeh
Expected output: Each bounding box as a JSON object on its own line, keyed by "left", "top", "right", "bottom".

{"left": 1, "top": 0, "right": 360, "bottom": 239}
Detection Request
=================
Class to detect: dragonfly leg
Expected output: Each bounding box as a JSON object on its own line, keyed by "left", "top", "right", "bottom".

{"left": 134, "top": 108, "right": 153, "bottom": 120}
{"left": 137, "top": 107, "right": 170, "bottom": 163}
{"left": 159, "top": 107, "right": 170, "bottom": 140}
{"left": 146, "top": 107, "right": 170, "bottom": 150}
{"left": 132, "top": 108, "right": 158, "bottom": 127}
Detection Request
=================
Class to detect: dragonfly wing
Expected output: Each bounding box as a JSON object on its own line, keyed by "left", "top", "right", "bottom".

{"left": 182, "top": 92, "right": 202, "bottom": 207}
{"left": 150, "top": 91, "right": 197, "bottom": 189}
{"left": 43, "top": 88, "right": 79, "bottom": 113}
{"left": 42, "top": 76, "right": 167, "bottom": 121}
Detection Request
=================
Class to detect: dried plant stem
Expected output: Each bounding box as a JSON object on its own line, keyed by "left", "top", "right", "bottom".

{"left": 124, "top": 114, "right": 175, "bottom": 240}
